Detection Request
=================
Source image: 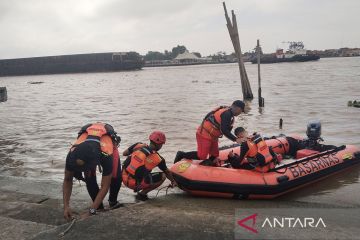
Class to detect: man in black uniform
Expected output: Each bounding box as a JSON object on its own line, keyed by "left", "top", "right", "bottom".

{"left": 63, "top": 123, "right": 122, "bottom": 221}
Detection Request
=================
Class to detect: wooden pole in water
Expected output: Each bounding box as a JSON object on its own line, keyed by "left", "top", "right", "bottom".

{"left": 223, "top": 2, "right": 253, "bottom": 100}
{"left": 0, "top": 87, "right": 7, "bottom": 102}
{"left": 257, "top": 39, "right": 264, "bottom": 107}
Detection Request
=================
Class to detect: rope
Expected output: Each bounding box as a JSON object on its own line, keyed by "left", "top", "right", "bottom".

{"left": 155, "top": 185, "right": 172, "bottom": 197}
{"left": 260, "top": 168, "right": 268, "bottom": 185}
{"left": 58, "top": 217, "right": 76, "bottom": 238}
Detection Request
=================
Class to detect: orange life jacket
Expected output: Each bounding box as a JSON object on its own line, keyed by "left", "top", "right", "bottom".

{"left": 72, "top": 123, "right": 114, "bottom": 155}
{"left": 125, "top": 145, "right": 162, "bottom": 178}
{"left": 246, "top": 134, "right": 275, "bottom": 172}
{"left": 199, "top": 106, "right": 234, "bottom": 139}
{"left": 128, "top": 143, "right": 147, "bottom": 155}
{"left": 86, "top": 123, "right": 108, "bottom": 137}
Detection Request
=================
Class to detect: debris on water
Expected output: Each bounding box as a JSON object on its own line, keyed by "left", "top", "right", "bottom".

{"left": 348, "top": 100, "right": 360, "bottom": 108}
{"left": 28, "top": 81, "right": 44, "bottom": 84}
{"left": 192, "top": 80, "right": 198, "bottom": 83}
{"left": 205, "top": 80, "right": 212, "bottom": 84}
{"left": 0, "top": 87, "right": 7, "bottom": 102}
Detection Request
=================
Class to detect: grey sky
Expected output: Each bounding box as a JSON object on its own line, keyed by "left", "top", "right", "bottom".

{"left": 0, "top": 0, "right": 359, "bottom": 59}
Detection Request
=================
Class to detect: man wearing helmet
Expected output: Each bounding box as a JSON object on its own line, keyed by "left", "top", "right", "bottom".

{"left": 122, "top": 131, "right": 177, "bottom": 201}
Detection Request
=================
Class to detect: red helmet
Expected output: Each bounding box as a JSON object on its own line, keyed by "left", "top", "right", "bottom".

{"left": 149, "top": 131, "right": 166, "bottom": 145}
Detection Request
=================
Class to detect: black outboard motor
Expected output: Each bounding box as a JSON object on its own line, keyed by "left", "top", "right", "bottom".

{"left": 304, "top": 120, "right": 327, "bottom": 150}
{"left": 306, "top": 120, "right": 322, "bottom": 141}
{"left": 298, "top": 120, "right": 336, "bottom": 151}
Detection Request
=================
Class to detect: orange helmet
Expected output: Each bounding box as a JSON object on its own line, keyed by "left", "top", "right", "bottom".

{"left": 149, "top": 131, "right": 166, "bottom": 145}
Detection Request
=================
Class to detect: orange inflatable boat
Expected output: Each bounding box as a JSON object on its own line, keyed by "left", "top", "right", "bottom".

{"left": 170, "top": 135, "right": 360, "bottom": 199}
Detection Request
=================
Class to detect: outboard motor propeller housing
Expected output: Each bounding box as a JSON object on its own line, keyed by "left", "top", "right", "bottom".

{"left": 306, "top": 120, "right": 321, "bottom": 141}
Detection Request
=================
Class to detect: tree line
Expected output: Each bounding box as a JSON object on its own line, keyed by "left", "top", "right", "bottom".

{"left": 143, "top": 45, "right": 255, "bottom": 62}
{"left": 144, "top": 45, "right": 201, "bottom": 61}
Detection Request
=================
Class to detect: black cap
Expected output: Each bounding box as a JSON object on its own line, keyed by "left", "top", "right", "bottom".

{"left": 232, "top": 100, "right": 245, "bottom": 111}
{"left": 67, "top": 141, "right": 101, "bottom": 172}
{"left": 234, "top": 127, "right": 246, "bottom": 136}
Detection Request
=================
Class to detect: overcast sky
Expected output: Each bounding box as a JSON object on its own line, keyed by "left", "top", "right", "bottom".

{"left": 0, "top": 0, "right": 359, "bottom": 59}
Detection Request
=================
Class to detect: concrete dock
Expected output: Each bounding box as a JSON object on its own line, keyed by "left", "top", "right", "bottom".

{"left": 0, "top": 174, "right": 360, "bottom": 240}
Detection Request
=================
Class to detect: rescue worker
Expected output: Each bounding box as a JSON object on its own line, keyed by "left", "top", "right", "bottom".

{"left": 195, "top": 100, "right": 245, "bottom": 166}
{"left": 122, "top": 131, "right": 177, "bottom": 201}
{"left": 63, "top": 123, "right": 122, "bottom": 221}
{"left": 228, "top": 127, "right": 280, "bottom": 172}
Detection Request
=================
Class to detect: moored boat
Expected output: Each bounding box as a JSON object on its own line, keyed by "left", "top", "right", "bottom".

{"left": 0, "top": 52, "right": 144, "bottom": 77}
{"left": 250, "top": 41, "right": 320, "bottom": 64}
{"left": 171, "top": 134, "right": 360, "bottom": 199}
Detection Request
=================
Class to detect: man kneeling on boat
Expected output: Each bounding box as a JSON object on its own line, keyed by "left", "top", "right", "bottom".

{"left": 122, "top": 131, "right": 177, "bottom": 201}
{"left": 227, "top": 127, "right": 282, "bottom": 172}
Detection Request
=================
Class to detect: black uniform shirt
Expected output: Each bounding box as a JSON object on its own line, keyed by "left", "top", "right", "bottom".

{"left": 220, "top": 109, "right": 237, "bottom": 141}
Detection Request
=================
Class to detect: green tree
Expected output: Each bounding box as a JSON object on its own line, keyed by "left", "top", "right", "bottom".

{"left": 171, "top": 45, "right": 187, "bottom": 58}
{"left": 144, "top": 51, "right": 166, "bottom": 61}
{"left": 127, "top": 51, "right": 141, "bottom": 60}
{"left": 164, "top": 50, "right": 172, "bottom": 60}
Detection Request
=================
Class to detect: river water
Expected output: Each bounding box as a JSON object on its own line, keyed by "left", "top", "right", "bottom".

{"left": 0, "top": 57, "right": 359, "bottom": 204}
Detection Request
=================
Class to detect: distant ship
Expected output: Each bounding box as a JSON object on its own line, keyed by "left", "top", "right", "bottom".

{"left": 251, "top": 41, "right": 320, "bottom": 64}
{"left": 0, "top": 52, "right": 144, "bottom": 77}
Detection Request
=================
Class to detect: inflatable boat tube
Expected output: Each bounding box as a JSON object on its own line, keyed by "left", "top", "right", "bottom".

{"left": 170, "top": 136, "right": 360, "bottom": 199}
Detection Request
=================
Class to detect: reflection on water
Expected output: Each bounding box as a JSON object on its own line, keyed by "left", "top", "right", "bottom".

{"left": 0, "top": 57, "right": 359, "bottom": 201}
{"left": 0, "top": 138, "right": 26, "bottom": 176}
{"left": 279, "top": 164, "right": 360, "bottom": 206}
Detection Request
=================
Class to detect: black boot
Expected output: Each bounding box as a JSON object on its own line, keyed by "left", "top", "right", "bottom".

{"left": 183, "top": 151, "right": 199, "bottom": 160}
{"left": 135, "top": 192, "right": 149, "bottom": 201}
{"left": 174, "top": 151, "right": 200, "bottom": 163}
{"left": 109, "top": 201, "right": 124, "bottom": 209}
{"left": 174, "top": 151, "right": 185, "bottom": 163}
{"left": 200, "top": 156, "right": 216, "bottom": 166}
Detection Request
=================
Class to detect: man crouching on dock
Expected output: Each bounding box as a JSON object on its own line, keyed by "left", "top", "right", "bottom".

{"left": 122, "top": 131, "right": 177, "bottom": 201}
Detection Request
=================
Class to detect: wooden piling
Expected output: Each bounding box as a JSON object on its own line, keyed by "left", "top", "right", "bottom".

{"left": 223, "top": 2, "right": 253, "bottom": 100}
{"left": 0, "top": 87, "right": 7, "bottom": 102}
{"left": 257, "top": 39, "right": 264, "bottom": 107}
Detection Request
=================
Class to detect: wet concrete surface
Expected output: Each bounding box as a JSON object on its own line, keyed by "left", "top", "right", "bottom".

{"left": 31, "top": 193, "right": 360, "bottom": 240}
{"left": 1, "top": 175, "right": 360, "bottom": 240}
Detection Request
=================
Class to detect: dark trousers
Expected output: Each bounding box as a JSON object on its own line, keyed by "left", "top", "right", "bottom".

{"left": 84, "top": 159, "right": 122, "bottom": 209}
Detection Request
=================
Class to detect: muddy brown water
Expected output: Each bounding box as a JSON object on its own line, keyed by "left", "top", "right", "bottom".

{"left": 0, "top": 57, "right": 359, "bottom": 204}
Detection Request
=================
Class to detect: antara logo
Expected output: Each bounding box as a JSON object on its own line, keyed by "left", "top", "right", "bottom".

{"left": 261, "top": 217, "right": 326, "bottom": 228}
{"left": 237, "top": 213, "right": 258, "bottom": 233}
{"left": 237, "top": 214, "right": 326, "bottom": 234}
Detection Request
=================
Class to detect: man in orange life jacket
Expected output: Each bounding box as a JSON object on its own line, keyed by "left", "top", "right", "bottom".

{"left": 122, "top": 131, "right": 177, "bottom": 201}
{"left": 189, "top": 100, "right": 245, "bottom": 166}
{"left": 228, "top": 127, "right": 280, "bottom": 172}
{"left": 63, "top": 123, "right": 122, "bottom": 221}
